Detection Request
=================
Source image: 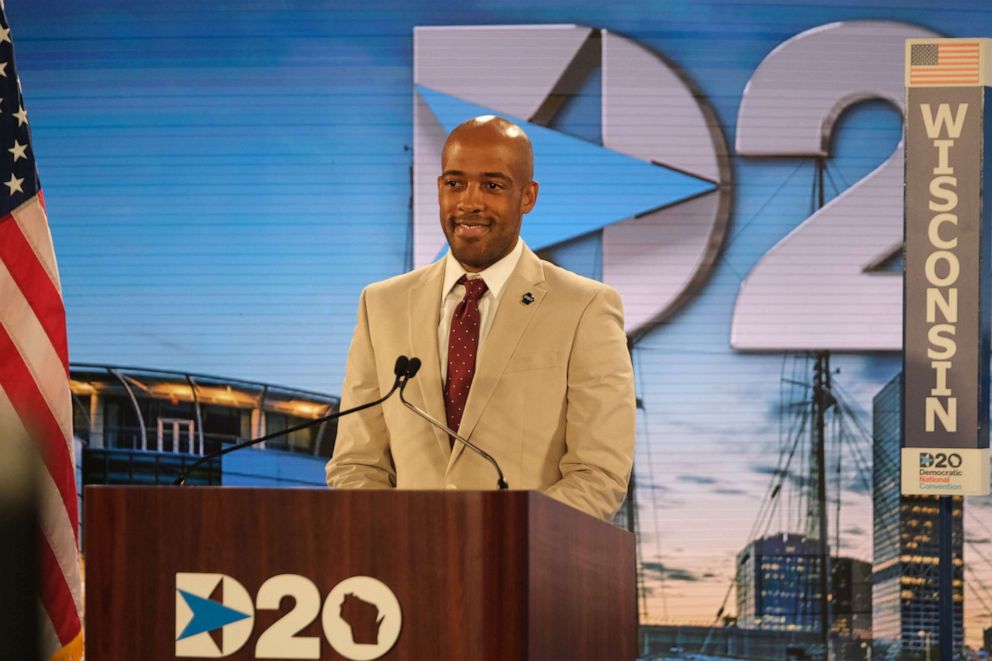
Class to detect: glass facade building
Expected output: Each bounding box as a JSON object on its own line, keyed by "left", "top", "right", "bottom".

{"left": 736, "top": 533, "right": 824, "bottom": 631}
{"left": 735, "top": 532, "right": 872, "bottom": 645}
{"left": 831, "top": 556, "right": 873, "bottom": 641}
{"left": 872, "top": 374, "right": 964, "bottom": 656}
{"left": 71, "top": 364, "right": 339, "bottom": 459}
{"left": 70, "top": 364, "right": 339, "bottom": 491}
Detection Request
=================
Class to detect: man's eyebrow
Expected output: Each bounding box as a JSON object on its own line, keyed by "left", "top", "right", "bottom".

{"left": 482, "top": 171, "right": 512, "bottom": 182}
{"left": 440, "top": 169, "right": 513, "bottom": 182}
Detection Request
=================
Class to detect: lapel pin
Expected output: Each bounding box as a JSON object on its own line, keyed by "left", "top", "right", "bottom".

{"left": 521, "top": 292, "right": 534, "bottom": 305}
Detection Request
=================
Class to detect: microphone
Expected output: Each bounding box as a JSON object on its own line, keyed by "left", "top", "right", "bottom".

{"left": 398, "top": 357, "right": 508, "bottom": 490}
{"left": 173, "top": 355, "right": 412, "bottom": 486}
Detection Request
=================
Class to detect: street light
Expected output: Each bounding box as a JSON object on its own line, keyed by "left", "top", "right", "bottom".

{"left": 917, "top": 629, "right": 932, "bottom": 661}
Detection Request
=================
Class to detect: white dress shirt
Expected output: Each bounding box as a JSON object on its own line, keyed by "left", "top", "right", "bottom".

{"left": 437, "top": 238, "right": 524, "bottom": 381}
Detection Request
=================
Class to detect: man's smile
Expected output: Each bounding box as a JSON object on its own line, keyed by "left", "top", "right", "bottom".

{"left": 452, "top": 217, "right": 492, "bottom": 239}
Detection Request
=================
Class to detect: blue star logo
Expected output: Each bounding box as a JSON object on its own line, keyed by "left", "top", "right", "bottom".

{"left": 175, "top": 589, "right": 252, "bottom": 641}
{"left": 417, "top": 85, "right": 717, "bottom": 253}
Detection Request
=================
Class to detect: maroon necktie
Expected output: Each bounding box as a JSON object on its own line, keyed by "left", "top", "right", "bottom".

{"left": 444, "top": 275, "right": 488, "bottom": 438}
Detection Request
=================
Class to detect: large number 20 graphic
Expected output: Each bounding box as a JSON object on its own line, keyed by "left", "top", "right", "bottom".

{"left": 731, "top": 21, "right": 938, "bottom": 351}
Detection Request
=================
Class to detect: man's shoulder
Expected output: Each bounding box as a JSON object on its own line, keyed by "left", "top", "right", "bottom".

{"left": 536, "top": 255, "right": 619, "bottom": 302}
{"left": 363, "top": 261, "right": 441, "bottom": 299}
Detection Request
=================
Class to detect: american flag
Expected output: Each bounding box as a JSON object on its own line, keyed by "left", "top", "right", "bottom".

{"left": 0, "top": 7, "right": 84, "bottom": 661}
{"left": 910, "top": 41, "right": 982, "bottom": 86}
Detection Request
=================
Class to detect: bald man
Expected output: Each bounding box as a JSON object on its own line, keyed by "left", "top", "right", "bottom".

{"left": 326, "top": 116, "right": 635, "bottom": 520}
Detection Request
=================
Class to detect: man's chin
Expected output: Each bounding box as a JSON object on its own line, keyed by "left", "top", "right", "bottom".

{"left": 450, "top": 247, "right": 492, "bottom": 272}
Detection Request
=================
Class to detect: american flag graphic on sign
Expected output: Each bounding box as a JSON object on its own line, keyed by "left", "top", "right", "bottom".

{"left": 0, "top": 7, "right": 84, "bottom": 661}
{"left": 910, "top": 41, "right": 981, "bottom": 85}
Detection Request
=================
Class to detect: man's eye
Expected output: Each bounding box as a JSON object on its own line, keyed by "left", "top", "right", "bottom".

{"left": 485, "top": 182, "right": 504, "bottom": 191}
{"left": 445, "top": 179, "right": 462, "bottom": 188}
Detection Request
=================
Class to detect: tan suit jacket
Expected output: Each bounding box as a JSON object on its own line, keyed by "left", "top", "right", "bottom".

{"left": 325, "top": 245, "right": 635, "bottom": 520}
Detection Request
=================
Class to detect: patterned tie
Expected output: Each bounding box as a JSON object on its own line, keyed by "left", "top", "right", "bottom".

{"left": 444, "top": 275, "right": 489, "bottom": 438}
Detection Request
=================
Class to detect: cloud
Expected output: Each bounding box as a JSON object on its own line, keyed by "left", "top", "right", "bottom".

{"left": 838, "top": 536, "right": 863, "bottom": 551}
{"left": 636, "top": 480, "right": 668, "bottom": 493}
{"left": 641, "top": 561, "right": 701, "bottom": 583}
{"left": 855, "top": 354, "right": 901, "bottom": 385}
{"left": 750, "top": 463, "right": 807, "bottom": 490}
{"left": 666, "top": 568, "right": 701, "bottom": 582}
{"left": 844, "top": 477, "right": 872, "bottom": 495}
{"left": 713, "top": 488, "right": 749, "bottom": 496}
{"left": 765, "top": 395, "right": 811, "bottom": 423}
{"left": 652, "top": 498, "right": 687, "bottom": 509}
{"left": 667, "top": 475, "right": 760, "bottom": 498}
{"left": 641, "top": 561, "right": 664, "bottom": 576}
{"left": 677, "top": 474, "right": 718, "bottom": 485}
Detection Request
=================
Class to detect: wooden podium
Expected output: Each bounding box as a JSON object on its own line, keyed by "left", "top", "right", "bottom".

{"left": 85, "top": 487, "right": 636, "bottom": 660}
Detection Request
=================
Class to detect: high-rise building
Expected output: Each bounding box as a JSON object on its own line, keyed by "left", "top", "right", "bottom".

{"left": 735, "top": 532, "right": 872, "bottom": 642}
{"left": 871, "top": 374, "right": 964, "bottom": 655}
{"left": 736, "top": 533, "right": 823, "bottom": 631}
{"left": 831, "top": 556, "right": 872, "bottom": 641}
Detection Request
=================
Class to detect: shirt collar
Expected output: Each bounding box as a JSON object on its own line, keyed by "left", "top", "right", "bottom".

{"left": 441, "top": 238, "right": 524, "bottom": 302}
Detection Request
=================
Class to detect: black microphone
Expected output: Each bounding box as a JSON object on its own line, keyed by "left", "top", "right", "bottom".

{"left": 174, "top": 355, "right": 412, "bottom": 486}
{"left": 394, "top": 355, "right": 410, "bottom": 380}
{"left": 398, "top": 357, "right": 508, "bottom": 490}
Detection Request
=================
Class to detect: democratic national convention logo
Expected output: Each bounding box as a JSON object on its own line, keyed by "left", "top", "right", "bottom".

{"left": 414, "top": 22, "right": 951, "bottom": 353}
{"left": 175, "top": 573, "right": 254, "bottom": 658}
{"left": 175, "top": 573, "right": 402, "bottom": 660}
{"left": 412, "top": 24, "right": 732, "bottom": 340}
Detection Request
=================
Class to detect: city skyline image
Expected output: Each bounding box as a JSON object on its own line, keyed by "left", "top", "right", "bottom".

{"left": 9, "top": 0, "right": 992, "bottom": 655}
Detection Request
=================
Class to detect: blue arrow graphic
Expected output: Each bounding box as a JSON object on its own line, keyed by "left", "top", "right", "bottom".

{"left": 176, "top": 589, "right": 251, "bottom": 641}
{"left": 418, "top": 85, "right": 717, "bottom": 252}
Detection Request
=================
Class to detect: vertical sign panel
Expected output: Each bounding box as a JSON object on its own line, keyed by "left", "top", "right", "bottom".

{"left": 903, "top": 38, "right": 992, "bottom": 495}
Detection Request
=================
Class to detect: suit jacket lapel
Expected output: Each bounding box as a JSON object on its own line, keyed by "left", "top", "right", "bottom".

{"left": 449, "top": 246, "right": 547, "bottom": 468}
{"left": 407, "top": 261, "right": 451, "bottom": 458}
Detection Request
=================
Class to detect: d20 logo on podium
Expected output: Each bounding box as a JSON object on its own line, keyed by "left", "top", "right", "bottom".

{"left": 322, "top": 576, "right": 403, "bottom": 661}
{"left": 175, "top": 573, "right": 255, "bottom": 657}
{"left": 174, "top": 572, "right": 402, "bottom": 660}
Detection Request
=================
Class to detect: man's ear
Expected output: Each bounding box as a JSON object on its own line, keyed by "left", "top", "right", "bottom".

{"left": 521, "top": 181, "right": 539, "bottom": 214}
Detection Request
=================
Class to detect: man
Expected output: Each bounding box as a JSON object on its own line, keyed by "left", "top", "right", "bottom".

{"left": 326, "top": 115, "right": 635, "bottom": 520}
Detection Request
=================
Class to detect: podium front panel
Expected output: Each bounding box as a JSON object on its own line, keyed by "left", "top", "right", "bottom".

{"left": 85, "top": 487, "right": 635, "bottom": 660}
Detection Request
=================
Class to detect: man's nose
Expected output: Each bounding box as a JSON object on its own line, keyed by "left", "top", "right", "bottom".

{"left": 457, "top": 184, "right": 486, "bottom": 213}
